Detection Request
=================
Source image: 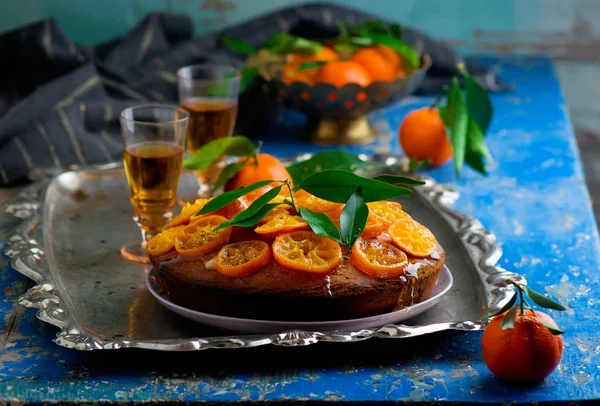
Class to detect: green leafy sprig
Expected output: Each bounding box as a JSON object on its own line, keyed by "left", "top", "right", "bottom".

{"left": 192, "top": 169, "right": 423, "bottom": 254}
{"left": 489, "top": 279, "right": 568, "bottom": 335}
{"left": 333, "top": 20, "right": 420, "bottom": 69}
{"left": 437, "top": 67, "right": 493, "bottom": 177}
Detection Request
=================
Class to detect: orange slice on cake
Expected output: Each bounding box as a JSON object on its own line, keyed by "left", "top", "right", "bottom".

{"left": 216, "top": 240, "right": 272, "bottom": 278}
{"left": 272, "top": 231, "right": 342, "bottom": 274}
{"left": 174, "top": 215, "right": 232, "bottom": 256}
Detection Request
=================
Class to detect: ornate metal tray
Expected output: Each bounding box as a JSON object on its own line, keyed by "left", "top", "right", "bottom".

{"left": 0, "top": 154, "right": 523, "bottom": 351}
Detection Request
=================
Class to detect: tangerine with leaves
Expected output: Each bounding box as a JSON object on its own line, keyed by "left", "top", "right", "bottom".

{"left": 482, "top": 310, "right": 563, "bottom": 383}
{"left": 351, "top": 45, "right": 403, "bottom": 82}
{"left": 481, "top": 279, "right": 567, "bottom": 383}
{"left": 315, "top": 61, "right": 372, "bottom": 88}
{"left": 399, "top": 107, "right": 453, "bottom": 167}
{"left": 224, "top": 153, "right": 293, "bottom": 197}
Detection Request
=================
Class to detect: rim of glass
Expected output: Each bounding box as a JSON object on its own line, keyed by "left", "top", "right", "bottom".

{"left": 120, "top": 104, "right": 190, "bottom": 125}
{"left": 176, "top": 64, "right": 241, "bottom": 84}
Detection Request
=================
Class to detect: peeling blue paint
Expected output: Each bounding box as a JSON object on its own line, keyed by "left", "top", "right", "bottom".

{"left": 1, "top": 55, "right": 599, "bottom": 403}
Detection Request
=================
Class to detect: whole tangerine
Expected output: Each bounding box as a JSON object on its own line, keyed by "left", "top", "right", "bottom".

{"left": 482, "top": 310, "right": 563, "bottom": 383}
{"left": 351, "top": 45, "right": 402, "bottom": 82}
{"left": 224, "top": 153, "right": 292, "bottom": 193}
{"left": 316, "top": 61, "right": 372, "bottom": 88}
{"left": 399, "top": 107, "right": 453, "bottom": 167}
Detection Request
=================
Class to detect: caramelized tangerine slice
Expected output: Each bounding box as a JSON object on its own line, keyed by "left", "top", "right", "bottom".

{"left": 169, "top": 199, "right": 209, "bottom": 227}
{"left": 216, "top": 240, "right": 271, "bottom": 278}
{"left": 146, "top": 225, "right": 185, "bottom": 256}
{"left": 255, "top": 210, "right": 308, "bottom": 236}
{"left": 296, "top": 193, "right": 343, "bottom": 214}
{"left": 367, "top": 201, "right": 410, "bottom": 227}
{"left": 388, "top": 218, "right": 437, "bottom": 257}
{"left": 174, "top": 215, "right": 232, "bottom": 256}
{"left": 350, "top": 238, "right": 408, "bottom": 278}
{"left": 272, "top": 231, "right": 342, "bottom": 274}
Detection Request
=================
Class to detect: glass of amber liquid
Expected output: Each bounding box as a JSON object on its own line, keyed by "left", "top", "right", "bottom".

{"left": 177, "top": 64, "right": 240, "bottom": 194}
{"left": 120, "top": 104, "right": 189, "bottom": 264}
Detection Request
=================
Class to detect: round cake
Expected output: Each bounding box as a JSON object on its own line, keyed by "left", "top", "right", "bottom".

{"left": 148, "top": 192, "right": 446, "bottom": 321}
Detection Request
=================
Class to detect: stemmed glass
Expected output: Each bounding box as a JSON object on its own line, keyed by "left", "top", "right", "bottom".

{"left": 120, "top": 104, "right": 189, "bottom": 264}
{"left": 177, "top": 64, "right": 240, "bottom": 195}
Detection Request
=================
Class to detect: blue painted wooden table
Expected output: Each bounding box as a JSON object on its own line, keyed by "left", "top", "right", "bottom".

{"left": 1, "top": 55, "right": 598, "bottom": 404}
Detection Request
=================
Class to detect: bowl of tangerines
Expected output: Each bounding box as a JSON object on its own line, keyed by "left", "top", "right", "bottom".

{"left": 223, "top": 21, "right": 430, "bottom": 145}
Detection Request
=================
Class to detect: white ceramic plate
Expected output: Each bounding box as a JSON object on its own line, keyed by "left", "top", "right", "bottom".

{"left": 146, "top": 265, "right": 453, "bottom": 334}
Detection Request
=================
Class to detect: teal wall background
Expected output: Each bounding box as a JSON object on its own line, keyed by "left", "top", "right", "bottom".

{"left": 1, "top": 0, "right": 599, "bottom": 134}
{"left": 1, "top": 0, "right": 599, "bottom": 60}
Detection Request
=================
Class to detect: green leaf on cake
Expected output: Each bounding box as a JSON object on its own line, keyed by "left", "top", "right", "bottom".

{"left": 215, "top": 203, "right": 282, "bottom": 230}
{"left": 372, "top": 174, "right": 425, "bottom": 186}
{"left": 196, "top": 180, "right": 276, "bottom": 216}
{"left": 300, "top": 207, "right": 341, "bottom": 243}
{"left": 339, "top": 187, "right": 369, "bottom": 251}
{"left": 286, "top": 151, "right": 370, "bottom": 185}
{"left": 299, "top": 170, "right": 412, "bottom": 203}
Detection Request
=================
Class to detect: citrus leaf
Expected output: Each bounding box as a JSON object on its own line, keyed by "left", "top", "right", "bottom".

{"left": 225, "top": 185, "right": 283, "bottom": 224}
{"left": 286, "top": 151, "right": 369, "bottom": 185}
{"left": 183, "top": 136, "right": 256, "bottom": 171}
{"left": 299, "top": 170, "right": 412, "bottom": 203}
{"left": 296, "top": 61, "right": 327, "bottom": 72}
{"left": 340, "top": 187, "right": 368, "bottom": 250}
{"left": 372, "top": 174, "right": 425, "bottom": 186}
{"left": 523, "top": 286, "right": 568, "bottom": 311}
{"left": 465, "top": 117, "right": 491, "bottom": 175}
{"left": 489, "top": 293, "right": 517, "bottom": 317}
{"left": 350, "top": 37, "right": 374, "bottom": 46}
{"left": 501, "top": 306, "right": 518, "bottom": 330}
{"left": 439, "top": 78, "right": 468, "bottom": 177}
{"left": 537, "top": 316, "right": 565, "bottom": 336}
{"left": 263, "top": 33, "right": 321, "bottom": 55}
{"left": 221, "top": 37, "right": 256, "bottom": 55}
{"left": 358, "top": 33, "right": 419, "bottom": 68}
{"left": 390, "top": 23, "right": 403, "bottom": 38}
{"left": 211, "top": 160, "right": 247, "bottom": 195}
{"left": 300, "top": 207, "right": 341, "bottom": 243}
{"left": 197, "top": 180, "right": 276, "bottom": 216}
{"left": 215, "top": 203, "right": 282, "bottom": 231}
{"left": 240, "top": 66, "right": 258, "bottom": 93}
{"left": 463, "top": 70, "right": 493, "bottom": 134}
{"left": 408, "top": 158, "right": 432, "bottom": 172}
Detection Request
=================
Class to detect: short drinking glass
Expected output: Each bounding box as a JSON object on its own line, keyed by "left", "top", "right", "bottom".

{"left": 120, "top": 104, "right": 189, "bottom": 263}
{"left": 177, "top": 64, "right": 240, "bottom": 193}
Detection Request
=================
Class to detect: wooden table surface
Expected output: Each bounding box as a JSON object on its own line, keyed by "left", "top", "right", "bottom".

{"left": 1, "top": 55, "right": 598, "bottom": 404}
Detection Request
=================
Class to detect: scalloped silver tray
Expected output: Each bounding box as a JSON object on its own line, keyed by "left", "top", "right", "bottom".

{"left": 0, "top": 154, "right": 524, "bottom": 351}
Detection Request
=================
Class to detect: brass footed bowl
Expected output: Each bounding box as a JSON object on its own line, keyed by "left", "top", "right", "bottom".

{"left": 257, "top": 55, "right": 431, "bottom": 145}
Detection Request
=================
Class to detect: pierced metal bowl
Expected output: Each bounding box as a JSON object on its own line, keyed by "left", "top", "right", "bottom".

{"left": 256, "top": 54, "right": 431, "bottom": 145}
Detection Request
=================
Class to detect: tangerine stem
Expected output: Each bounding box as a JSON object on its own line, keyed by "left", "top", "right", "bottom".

{"left": 284, "top": 180, "right": 299, "bottom": 215}
{"left": 518, "top": 287, "right": 525, "bottom": 316}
